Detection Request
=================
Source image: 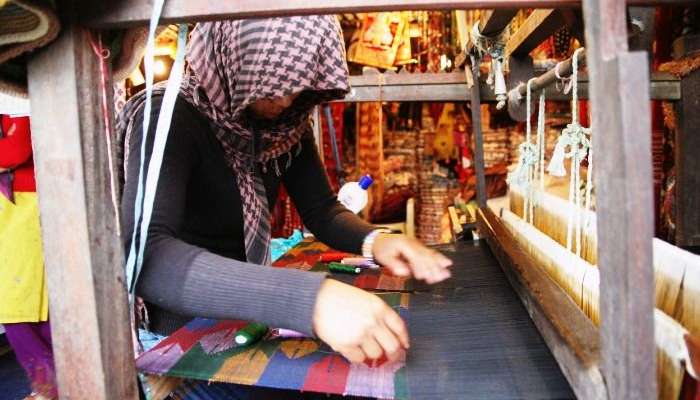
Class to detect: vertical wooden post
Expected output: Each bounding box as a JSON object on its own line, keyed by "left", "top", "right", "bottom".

{"left": 26, "top": 5, "right": 138, "bottom": 400}
{"left": 470, "top": 59, "right": 487, "bottom": 208}
{"left": 582, "top": 0, "right": 657, "bottom": 398}
{"left": 674, "top": 35, "right": 700, "bottom": 247}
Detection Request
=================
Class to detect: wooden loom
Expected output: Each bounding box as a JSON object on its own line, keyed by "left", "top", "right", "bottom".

{"left": 502, "top": 186, "right": 700, "bottom": 398}
{"left": 21, "top": 0, "right": 700, "bottom": 399}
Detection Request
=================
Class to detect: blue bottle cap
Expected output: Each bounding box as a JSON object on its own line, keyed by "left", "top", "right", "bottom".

{"left": 359, "top": 175, "right": 374, "bottom": 190}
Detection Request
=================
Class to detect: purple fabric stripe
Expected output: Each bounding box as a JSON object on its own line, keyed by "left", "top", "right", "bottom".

{"left": 3, "top": 322, "right": 57, "bottom": 398}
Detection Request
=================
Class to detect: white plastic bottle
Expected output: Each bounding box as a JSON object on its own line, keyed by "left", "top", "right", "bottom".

{"left": 338, "top": 175, "right": 374, "bottom": 214}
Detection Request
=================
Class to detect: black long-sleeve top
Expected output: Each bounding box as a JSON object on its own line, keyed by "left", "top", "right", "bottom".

{"left": 121, "top": 95, "right": 374, "bottom": 335}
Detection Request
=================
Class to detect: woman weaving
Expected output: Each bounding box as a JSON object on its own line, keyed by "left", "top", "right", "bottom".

{"left": 118, "top": 15, "right": 452, "bottom": 369}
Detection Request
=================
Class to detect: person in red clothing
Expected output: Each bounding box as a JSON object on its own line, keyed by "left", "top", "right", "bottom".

{"left": 0, "top": 114, "right": 57, "bottom": 400}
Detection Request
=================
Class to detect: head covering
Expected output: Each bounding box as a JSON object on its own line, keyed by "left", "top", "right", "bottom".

{"left": 117, "top": 16, "right": 349, "bottom": 265}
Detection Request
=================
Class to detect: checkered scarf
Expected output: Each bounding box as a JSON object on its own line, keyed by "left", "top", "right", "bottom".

{"left": 117, "top": 16, "right": 349, "bottom": 265}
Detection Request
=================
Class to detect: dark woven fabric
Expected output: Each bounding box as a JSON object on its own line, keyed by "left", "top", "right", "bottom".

{"left": 117, "top": 16, "right": 349, "bottom": 265}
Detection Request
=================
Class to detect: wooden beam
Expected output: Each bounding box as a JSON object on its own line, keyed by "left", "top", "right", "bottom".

{"left": 80, "top": 0, "right": 696, "bottom": 29}
{"left": 582, "top": 0, "right": 657, "bottom": 398}
{"left": 477, "top": 207, "right": 607, "bottom": 399}
{"left": 505, "top": 9, "right": 566, "bottom": 58}
{"left": 479, "top": 9, "right": 519, "bottom": 35}
{"left": 26, "top": 5, "right": 138, "bottom": 400}
{"left": 339, "top": 71, "right": 680, "bottom": 103}
{"left": 675, "top": 34, "right": 700, "bottom": 247}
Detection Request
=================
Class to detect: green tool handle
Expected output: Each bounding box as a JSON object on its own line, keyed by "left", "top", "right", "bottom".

{"left": 235, "top": 322, "right": 268, "bottom": 345}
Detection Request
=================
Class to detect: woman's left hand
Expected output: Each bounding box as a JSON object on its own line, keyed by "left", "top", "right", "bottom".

{"left": 372, "top": 234, "right": 452, "bottom": 284}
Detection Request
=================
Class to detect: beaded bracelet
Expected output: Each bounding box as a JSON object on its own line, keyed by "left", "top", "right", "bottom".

{"left": 361, "top": 229, "right": 391, "bottom": 259}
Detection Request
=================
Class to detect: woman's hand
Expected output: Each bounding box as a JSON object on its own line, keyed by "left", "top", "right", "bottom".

{"left": 372, "top": 234, "right": 452, "bottom": 284}
{"left": 312, "top": 279, "right": 409, "bottom": 363}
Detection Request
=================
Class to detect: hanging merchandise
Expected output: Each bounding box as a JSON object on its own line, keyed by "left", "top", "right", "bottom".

{"left": 469, "top": 22, "right": 508, "bottom": 109}
{"left": 433, "top": 103, "right": 459, "bottom": 162}
{"left": 546, "top": 47, "right": 591, "bottom": 256}
{"left": 356, "top": 102, "right": 385, "bottom": 219}
{"left": 347, "top": 12, "right": 411, "bottom": 69}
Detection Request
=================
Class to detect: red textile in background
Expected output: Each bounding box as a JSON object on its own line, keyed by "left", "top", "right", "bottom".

{"left": 271, "top": 186, "right": 303, "bottom": 238}
{"left": 320, "top": 103, "right": 345, "bottom": 193}
{"left": 0, "top": 115, "right": 36, "bottom": 192}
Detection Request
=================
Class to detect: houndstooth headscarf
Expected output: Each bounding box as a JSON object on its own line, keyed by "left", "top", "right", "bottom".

{"left": 117, "top": 16, "right": 350, "bottom": 265}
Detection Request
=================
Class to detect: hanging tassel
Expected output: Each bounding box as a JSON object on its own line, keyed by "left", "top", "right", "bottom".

{"left": 493, "top": 58, "right": 508, "bottom": 110}
{"left": 548, "top": 139, "right": 568, "bottom": 177}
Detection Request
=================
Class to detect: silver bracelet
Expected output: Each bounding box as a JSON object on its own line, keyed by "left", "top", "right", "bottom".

{"left": 362, "top": 229, "right": 391, "bottom": 259}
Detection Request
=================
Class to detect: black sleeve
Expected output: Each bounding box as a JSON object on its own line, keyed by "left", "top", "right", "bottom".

{"left": 283, "top": 131, "right": 375, "bottom": 254}
{"left": 121, "top": 98, "right": 325, "bottom": 335}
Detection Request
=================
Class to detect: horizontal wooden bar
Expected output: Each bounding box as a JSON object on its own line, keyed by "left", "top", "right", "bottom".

{"left": 338, "top": 71, "right": 680, "bottom": 102}
{"left": 476, "top": 206, "right": 607, "bottom": 400}
{"left": 505, "top": 9, "right": 566, "bottom": 57}
{"left": 480, "top": 8, "right": 519, "bottom": 35}
{"left": 81, "top": 0, "right": 695, "bottom": 28}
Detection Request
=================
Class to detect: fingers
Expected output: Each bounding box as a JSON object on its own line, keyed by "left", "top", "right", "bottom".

{"left": 383, "top": 309, "right": 410, "bottom": 349}
{"left": 360, "top": 337, "right": 384, "bottom": 360}
{"left": 339, "top": 346, "right": 366, "bottom": 364}
{"left": 397, "top": 240, "right": 451, "bottom": 284}
{"left": 373, "top": 324, "right": 402, "bottom": 361}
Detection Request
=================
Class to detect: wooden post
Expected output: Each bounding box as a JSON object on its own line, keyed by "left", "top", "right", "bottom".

{"left": 470, "top": 59, "right": 487, "bottom": 208}
{"left": 582, "top": 0, "right": 657, "bottom": 398}
{"left": 674, "top": 34, "right": 700, "bottom": 247}
{"left": 26, "top": 5, "right": 138, "bottom": 399}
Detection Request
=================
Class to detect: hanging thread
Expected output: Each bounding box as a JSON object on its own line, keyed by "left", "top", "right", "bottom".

{"left": 546, "top": 47, "right": 590, "bottom": 254}
{"left": 507, "top": 78, "right": 539, "bottom": 224}
{"left": 87, "top": 30, "right": 121, "bottom": 237}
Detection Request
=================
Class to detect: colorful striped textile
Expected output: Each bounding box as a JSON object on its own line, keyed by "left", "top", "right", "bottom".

{"left": 272, "top": 239, "right": 412, "bottom": 291}
{"left": 137, "top": 293, "right": 410, "bottom": 399}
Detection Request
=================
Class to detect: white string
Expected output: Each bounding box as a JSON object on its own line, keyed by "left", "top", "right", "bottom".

{"left": 127, "top": 24, "right": 188, "bottom": 297}
{"left": 125, "top": 0, "right": 166, "bottom": 298}
{"left": 527, "top": 78, "right": 539, "bottom": 224}
{"left": 546, "top": 47, "right": 588, "bottom": 254}
{"left": 538, "top": 89, "right": 546, "bottom": 192}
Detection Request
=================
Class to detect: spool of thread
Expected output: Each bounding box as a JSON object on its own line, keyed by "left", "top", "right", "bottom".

{"left": 328, "top": 262, "right": 362, "bottom": 274}
{"left": 319, "top": 252, "right": 352, "bottom": 263}
{"left": 272, "top": 328, "right": 309, "bottom": 339}
{"left": 341, "top": 257, "right": 379, "bottom": 269}
{"left": 235, "top": 322, "right": 268, "bottom": 346}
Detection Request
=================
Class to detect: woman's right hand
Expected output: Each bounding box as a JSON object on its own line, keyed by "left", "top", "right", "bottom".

{"left": 312, "top": 279, "right": 409, "bottom": 363}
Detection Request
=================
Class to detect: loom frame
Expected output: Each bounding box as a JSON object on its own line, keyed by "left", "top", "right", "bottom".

{"left": 23, "top": 0, "right": 693, "bottom": 399}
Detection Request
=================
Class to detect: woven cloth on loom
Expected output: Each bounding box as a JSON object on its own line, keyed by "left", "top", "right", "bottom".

{"left": 137, "top": 293, "right": 411, "bottom": 400}
{"left": 272, "top": 239, "right": 413, "bottom": 291}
